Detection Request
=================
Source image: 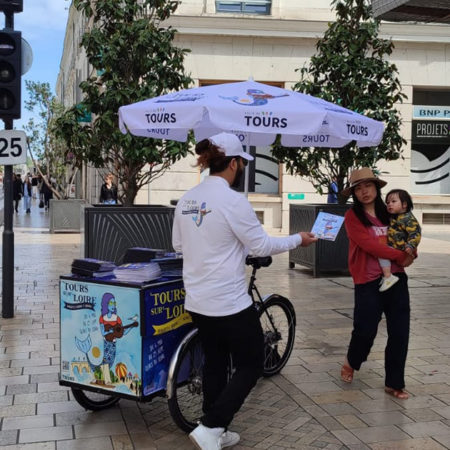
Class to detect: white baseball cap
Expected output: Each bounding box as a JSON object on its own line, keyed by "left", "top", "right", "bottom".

{"left": 209, "top": 132, "right": 254, "bottom": 161}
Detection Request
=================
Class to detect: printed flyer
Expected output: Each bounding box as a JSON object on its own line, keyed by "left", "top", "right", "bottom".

{"left": 311, "top": 212, "right": 345, "bottom": 241}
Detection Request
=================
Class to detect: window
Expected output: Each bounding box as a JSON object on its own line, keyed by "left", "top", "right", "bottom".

{"left": 216, "top": 0, "right": 271, "bottom": 15}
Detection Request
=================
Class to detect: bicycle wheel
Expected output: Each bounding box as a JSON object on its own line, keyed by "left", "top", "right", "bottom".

{"left": 167, "top": 331, "right": 205, "bottom": 432}
{"left": 71, "top": 387, "right": 120, "bottom": 411}
{"left": 258, "top": 295, "right": 296, "bottom": 377}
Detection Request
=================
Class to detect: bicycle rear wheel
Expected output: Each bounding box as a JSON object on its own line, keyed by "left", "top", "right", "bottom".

{"left": 258, "top": 295, "right": 296, "bottom": 377}
{"left": 167, "top": 331, "right": 205, "bottom": 432}
{"left": 71, "top": 387, "right": 120, "bottom": 411}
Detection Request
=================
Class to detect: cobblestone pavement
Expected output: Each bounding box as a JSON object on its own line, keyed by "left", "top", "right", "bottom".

{"left": 1, "top": 201, "right": 450, "bottom": 449}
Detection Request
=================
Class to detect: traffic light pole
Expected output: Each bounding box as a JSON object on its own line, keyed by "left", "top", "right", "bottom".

{"left": 2, "top": 12, "right": 15, "bottom": 318}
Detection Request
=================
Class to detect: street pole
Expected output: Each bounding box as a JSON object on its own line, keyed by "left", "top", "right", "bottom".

{"left": 2, "top": 11, "right": 15, "bottom": 318}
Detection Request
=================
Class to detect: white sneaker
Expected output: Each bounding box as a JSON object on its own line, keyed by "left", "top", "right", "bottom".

{"left": 379, "top": 274, "right": 399, "bottom": 292}
{"left": 189, "top": 424, "right": 224, "bottom": 450}
{"left": 220, "top": 430, "right": 240, "bottom": 448}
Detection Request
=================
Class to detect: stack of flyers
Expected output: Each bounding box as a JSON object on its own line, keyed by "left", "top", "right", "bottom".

{"left": 71, "top": 258, "right": 117, "bottom": 278}
{"left": 113, "top": 262, "right": 162, "bottom": 283}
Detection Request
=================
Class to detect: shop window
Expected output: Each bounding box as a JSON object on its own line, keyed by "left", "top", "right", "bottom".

{"left": 411, "top": 89, "right": 450, "bottom": 195}
{"left": 216, "top": 1, "right": 271, "bottom": 15}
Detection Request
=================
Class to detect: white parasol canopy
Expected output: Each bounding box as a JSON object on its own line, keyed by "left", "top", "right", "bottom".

{"left": 118, "top": 80, "right": 384, "bottom": 148}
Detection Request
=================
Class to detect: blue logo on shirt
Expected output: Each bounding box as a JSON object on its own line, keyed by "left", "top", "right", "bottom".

{"left": 193, "top": 202, "right": 211, "bottom": 227}
{"left": 181, "top": 201, "right": 211, "bottom": 227}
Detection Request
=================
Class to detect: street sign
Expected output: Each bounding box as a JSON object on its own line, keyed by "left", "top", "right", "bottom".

{"left": 0, "top": 129, "right": 27, "bottom": 164}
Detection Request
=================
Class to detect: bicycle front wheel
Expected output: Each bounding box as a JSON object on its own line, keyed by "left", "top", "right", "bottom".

{"left": 258, "top": 295, "right": 296, "bottom": 377}
{"left": 71, "top": 387, "right": 120, "bottom": 411}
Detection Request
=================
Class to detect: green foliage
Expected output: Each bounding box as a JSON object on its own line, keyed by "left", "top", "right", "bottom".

{"left": 55, "top": 0, "right": 193, "bottom": 206}
{"left": 24, "top": 80, "right": 80, "bottom": 199}
{"left": 272, "top": 0, "right": 406, "bottom": 203}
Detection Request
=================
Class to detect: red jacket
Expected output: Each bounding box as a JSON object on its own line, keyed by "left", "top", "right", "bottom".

{"left": 345, "top": 209, "right": 408, "bottom": 284}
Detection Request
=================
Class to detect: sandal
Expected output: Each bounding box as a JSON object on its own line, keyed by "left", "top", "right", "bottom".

{"left": 384, "top": 387, "right": 409, "bottom": 399}
{"left": 341, "top": 364, "right": 354, "bottom": 383}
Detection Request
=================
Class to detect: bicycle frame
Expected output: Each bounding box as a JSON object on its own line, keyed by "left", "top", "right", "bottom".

{"left": 166, "top": 327, "right": 198, "bottom": 400}
{"left": 248, "top": 264, "right": 296, "bottom": 327}
{"left": 166, "top": 263, "right": 295, "bottom": 398}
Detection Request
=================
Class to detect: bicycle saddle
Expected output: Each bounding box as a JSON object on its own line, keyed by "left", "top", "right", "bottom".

{"left": 245, "top": 255, "right": 272, "bottom": 268}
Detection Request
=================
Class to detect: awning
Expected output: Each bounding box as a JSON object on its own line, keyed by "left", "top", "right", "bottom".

{"left": 372, "top": 0, "right": 450, "bottom": 24}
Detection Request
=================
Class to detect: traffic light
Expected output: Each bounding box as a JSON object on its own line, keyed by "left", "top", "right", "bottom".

{"left": 0, "top": 1, "right": 23, "bottom": 13}
{"left": 0, "top": 30, "right": 21, "bottom": 120}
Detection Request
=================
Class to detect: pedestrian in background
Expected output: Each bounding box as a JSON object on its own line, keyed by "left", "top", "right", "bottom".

{"left": 23, "top": 174, "right": 32, "bottom": 214}
{"left": 13, "top": 173, "right": 23, "bottom": 213}
{"left": 99, "top": 173, "right": 118, "bottom": 204}
{"left": 340, "top": 168, "right": 415, "bottom": 400}
{"left": 40, "top": 176, "right": 53, "bottom": 211}
{"left": 327, "top": 176, "right": 338, "bottom": 204}
{"left": 31, "top": 173, "right": 38, "bottom": 199}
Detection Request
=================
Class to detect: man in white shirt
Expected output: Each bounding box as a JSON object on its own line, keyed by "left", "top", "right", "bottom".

{"left": 172, "top": 132, "right": 317, "bottom": 450}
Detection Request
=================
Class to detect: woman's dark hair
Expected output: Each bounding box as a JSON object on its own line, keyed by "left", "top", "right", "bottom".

{"left": 385, "top": 189, "right": 414, "bottom": 212}
{"left": 195, "top": 139, "right": 234, "bottom": 174}
{"left": 351, "top": 182, "right": 390, "bottom": 226}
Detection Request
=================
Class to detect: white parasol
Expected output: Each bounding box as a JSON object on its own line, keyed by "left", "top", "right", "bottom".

{"left": 118, "top": 80, "right": 384, "bottom": 148}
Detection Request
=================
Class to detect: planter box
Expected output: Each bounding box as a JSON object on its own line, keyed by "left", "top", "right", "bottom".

{"left": 289, "top": 203, "right": 352, "bottom": 277}
{"left": 49, "top": 199, "right": 86, "bottom": 233}
{"left": 83, "top": 205, "right": 175, "bottom": 264}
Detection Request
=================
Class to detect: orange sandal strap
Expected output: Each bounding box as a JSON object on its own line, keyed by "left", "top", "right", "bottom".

{"left": 341, "top": 364, "right": 354, "bottom": 383}
{"left": 385, "top": 387, "right": 409, "bottom": 399}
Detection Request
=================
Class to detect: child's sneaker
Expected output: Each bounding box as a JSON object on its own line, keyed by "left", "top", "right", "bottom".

{"left": 379, "top": 274, "right": 399, "bottom": 292}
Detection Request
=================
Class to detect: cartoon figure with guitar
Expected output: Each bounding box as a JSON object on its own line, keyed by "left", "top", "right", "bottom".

{"left": 75, "top": 292, "right": 138, "bottom": 385}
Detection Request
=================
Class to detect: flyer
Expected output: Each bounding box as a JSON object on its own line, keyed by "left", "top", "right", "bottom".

{"left": 311, "top": 212, "right": 345, "bottom": 241}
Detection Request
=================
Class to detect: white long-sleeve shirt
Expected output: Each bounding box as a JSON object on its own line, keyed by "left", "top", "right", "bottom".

{"left": 172, "top": 176, "right": 301, "bottom": 317}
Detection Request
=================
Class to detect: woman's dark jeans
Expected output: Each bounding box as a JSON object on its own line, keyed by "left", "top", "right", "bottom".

{"left": 347, "top": 272, "right": 410, "bottom": 390}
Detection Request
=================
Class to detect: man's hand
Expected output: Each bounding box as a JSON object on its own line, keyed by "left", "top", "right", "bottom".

{"left": 299, "top": 232, "right": 318, "bottom": 247}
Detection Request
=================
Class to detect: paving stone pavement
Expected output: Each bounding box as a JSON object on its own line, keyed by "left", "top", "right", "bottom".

{"left": 1, "top": 202, "right": 450, "bottom": 449}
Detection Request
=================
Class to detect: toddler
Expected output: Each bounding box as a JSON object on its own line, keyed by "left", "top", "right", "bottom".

{"left": 378, "top": 189, "right": 421, "bottom": 292}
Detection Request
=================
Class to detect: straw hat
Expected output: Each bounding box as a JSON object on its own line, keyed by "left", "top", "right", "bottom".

{"left": 341, "top": 168, "right": 387, "bottom": 197}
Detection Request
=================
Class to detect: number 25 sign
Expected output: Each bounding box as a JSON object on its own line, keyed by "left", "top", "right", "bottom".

{"left": 0, "top": 130, "right": 27, "bottom": 165}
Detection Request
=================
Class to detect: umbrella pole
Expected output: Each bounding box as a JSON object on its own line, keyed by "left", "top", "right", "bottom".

{"left": 244, "top": 164, "right": 249, "bottom": 198}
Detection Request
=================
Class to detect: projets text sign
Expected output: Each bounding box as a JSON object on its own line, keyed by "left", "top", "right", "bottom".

{"left": 0, "top": 130, "right": 27, "bottom": 165}
{"left": 412, "top": 120, "right": 450, "bottom": 145}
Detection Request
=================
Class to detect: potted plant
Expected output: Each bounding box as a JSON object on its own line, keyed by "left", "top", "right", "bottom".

{"left": 272, "top": 0, "right": 407, "bottom": 276}
{"left": 55, "top": 0, "right": 193, "bottom": 261}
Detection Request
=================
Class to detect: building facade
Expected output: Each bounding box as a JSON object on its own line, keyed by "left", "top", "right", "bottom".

{"left": 57, "top": 0, "right": 450, "bottom": 231}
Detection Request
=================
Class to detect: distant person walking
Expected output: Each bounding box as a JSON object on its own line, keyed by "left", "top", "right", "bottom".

{"left": 99, "top": 173, "right": 118, "bottom": 205}
{"left": 31, "top": 173, "right": 39, "bottom": 199}
{"left": 13, "top": 173, "right": 23, "bottom": 213}
{"left": 40, "top": 176, "right": 53, "bottom": 211}
{"left": 23, "top": 174, "right": 32, "bottom": 214}
{"left": 327, "top": 176, "right": 338, "bottom": 204}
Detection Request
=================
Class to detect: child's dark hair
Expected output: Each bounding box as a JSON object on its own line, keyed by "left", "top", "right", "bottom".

{"left": 195, "top": 139, "right": 234, "bottom": 174}
{"left": 386, "top": 189, "right": 414, "bottom": 212}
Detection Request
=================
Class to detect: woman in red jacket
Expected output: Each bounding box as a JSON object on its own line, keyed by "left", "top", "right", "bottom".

{"left": 340, "top": 168, "right": 414, "bottom": 399}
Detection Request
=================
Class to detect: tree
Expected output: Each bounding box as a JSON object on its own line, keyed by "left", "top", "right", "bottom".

{"left": 24, "top": 80, "right": 80, "bottom": 199}
{"left": 56, "top": 0, "right": 193, "bottom": 206}
{"left": 272, "top": 0, "right": 406, "bottom": 204}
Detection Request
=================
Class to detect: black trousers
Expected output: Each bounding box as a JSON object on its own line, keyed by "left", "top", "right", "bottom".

{"left": 347, "top": 272, "right": 410, "bottom": 390}
{"left": 190, "top": 305, "right": 264, "bottom": 429}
